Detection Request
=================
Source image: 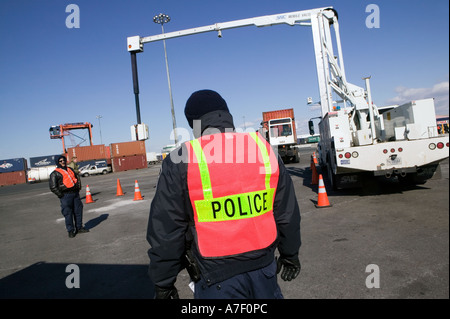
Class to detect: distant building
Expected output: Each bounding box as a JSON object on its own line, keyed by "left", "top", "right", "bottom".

{"left": 436, "top": 115, "right": 449, "bottom": 134}
{"left": 297, "top": 134, "right": 320, "bottom": 145}
{"left": 161, "top": 144, "right": 177, "bottom": 159}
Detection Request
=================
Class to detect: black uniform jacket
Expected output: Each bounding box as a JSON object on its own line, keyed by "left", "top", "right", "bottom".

{"left": 49, "top": 156, "right": 81, "bottom": 198}
{"left": 147, "top": 111, "right": 301, "bottom": 288}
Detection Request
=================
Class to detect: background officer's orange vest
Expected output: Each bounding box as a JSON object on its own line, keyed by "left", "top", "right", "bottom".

{"left": 186, "top": 132, "right": 279, "bottom": 258}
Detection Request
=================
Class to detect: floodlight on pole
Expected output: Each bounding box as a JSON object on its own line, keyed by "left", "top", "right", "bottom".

{"left": 153, "top": 13, "right": 178, "bottom": 145}
{"left": 96, "top": 115, "right": 103, "bottom": 145}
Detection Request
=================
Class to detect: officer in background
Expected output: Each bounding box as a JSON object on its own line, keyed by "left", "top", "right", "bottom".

{"left": 67, "top": 156, "right": 80, "bottom": 175}
{"left": 49, "top": 155, "right": 89, "bottom": 238}
{"left": 146, "top": 89, "right": 301, "bottom": 299}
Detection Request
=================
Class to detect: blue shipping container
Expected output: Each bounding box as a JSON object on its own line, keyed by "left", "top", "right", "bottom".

{"left": 0, "top": 158, "right": 27, "bottom": 173}
{"left": 29, "top": 154, "right": 61, "bottom": 168}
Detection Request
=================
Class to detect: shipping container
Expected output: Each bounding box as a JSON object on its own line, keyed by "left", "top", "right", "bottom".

{"left": 110, "top": 141, "right": 146, "bottom": 158}
{"left": 29, "top": 154, "right": 60, "bottom": 168}
{"left": 105, "top": 145, "right": 111, "bottom": 159}
{"left": 111, "top": 154, "right": 147, "bottom": 172}
{"left": 27, "top": 166, "right": 56, "bottom": 183}
{"left": 105, "top": 146, "right": 111, "bottom": 165}
{"left": 0, "top": 158, "right": 27, "bottom": 173}
{"left": 262, "top": 109, "right": 295, "bottom": 123}
{"left": 0, "top": 170, "right": 27, "bottom": 186}
{"left": 67, "top": 145, "right": 107, "bottom": 162}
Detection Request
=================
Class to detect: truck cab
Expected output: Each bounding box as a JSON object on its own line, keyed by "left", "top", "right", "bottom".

{"left": 268, "top": 118, "right": 296, "bottom": 146}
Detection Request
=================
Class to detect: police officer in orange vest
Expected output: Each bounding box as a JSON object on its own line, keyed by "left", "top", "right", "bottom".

{"left": 147, "top": 90, "right": 301, "bottom": 299}
{"left": 49, "top": 155, "right": 89, "bottom": 238}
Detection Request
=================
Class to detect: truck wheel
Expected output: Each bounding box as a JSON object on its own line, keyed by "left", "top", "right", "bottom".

{"left": 399, "top": 164, "right": 437, "bottom": 186}
{"left": 327, "top": 165, "right": 337, "bottom": 190}
{"left": 399, "top": 173, "right": 427, "bottom": 186}
{"left": 82, "top": 173, "right": 88, "bottom": 177}
{"left": 102, "top": 170, "right": 107, "bottom": 175}
{"left": 292, "top": 150, "right": 300, "bottom": 163}
{"left": 326, "top": 155, "right": 337, "bottom": 191}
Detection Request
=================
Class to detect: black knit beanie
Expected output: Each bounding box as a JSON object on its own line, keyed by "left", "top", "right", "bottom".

{"left": 55, "top": 155, "right": 67, "bottom": 169}
{"left": 184, "top": 90, "right": 229, "bottom": 128}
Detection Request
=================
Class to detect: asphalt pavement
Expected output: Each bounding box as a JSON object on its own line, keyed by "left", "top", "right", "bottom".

{"left": 0, "top": 149, "right": 448, "bottom": 301}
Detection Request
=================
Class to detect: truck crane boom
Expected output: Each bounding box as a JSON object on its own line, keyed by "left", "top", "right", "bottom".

{"left": 127, "top": 6, "right": 370, "bottom": 137}
{"left": 128, "top": 7, "right": 331, "bottom": 48}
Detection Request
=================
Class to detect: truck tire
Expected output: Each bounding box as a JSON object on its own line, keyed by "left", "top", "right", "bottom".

{"left": 102, "top": 170, "right": 107, "bottom": 175}
{"left": 292, "top": 150, "right": 300, "bottom": 163}
{"left": 399, "top": 164, "right": 438, "bottom": 186}
{"left": 326, "top": 154, "right": 337, "bottom": 191}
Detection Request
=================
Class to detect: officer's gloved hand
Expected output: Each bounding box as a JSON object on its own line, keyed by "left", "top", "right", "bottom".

{"left": 276, "top": 256, "right": 301, "bottom": 281}
{"left": 155, "top": 285, "right": 180, "bottom": 299}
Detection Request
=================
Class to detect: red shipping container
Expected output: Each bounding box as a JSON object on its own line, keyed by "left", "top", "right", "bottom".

{"left": 110, "top": 141, "right": 146, "bottom": 158}
{"left": 0, "top": 171, "right": 27, "bottom": 186}
{"left": 111, "top": 154, "right": 147, "bottom": 172}
{"left": 262, "top": 108, "right": 294, "bottom": 123}
{"left": 67, "top": 145, "right": 107, "bottom": 162}
{"left": 105, "top": 146, "right": 111, "bottom": 165}
{"left": 105, "top": 146, "right": 111, "bottom": 159}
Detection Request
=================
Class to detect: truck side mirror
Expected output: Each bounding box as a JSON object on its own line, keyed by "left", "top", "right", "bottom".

{"left": 308, "top": 120, "right": 315, "bottom": 135}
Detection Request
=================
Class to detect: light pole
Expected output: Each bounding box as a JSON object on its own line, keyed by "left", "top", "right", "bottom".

{"left": 96, "top": 115, "right": 103, "bottom": 145}
{"left": 153, "top": 13, "right": 178, "bottom": 145}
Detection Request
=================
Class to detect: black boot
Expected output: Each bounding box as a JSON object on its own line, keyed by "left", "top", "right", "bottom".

{"left": 77, "top": 227, "right": 89, "bottom": 234}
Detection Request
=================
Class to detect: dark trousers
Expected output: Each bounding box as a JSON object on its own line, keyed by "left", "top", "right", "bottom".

{"left": 194, "top": 259, "right": 284, "bottom": 299}
{"left": 60, "top": 192, "right": 83, "bottom": 232}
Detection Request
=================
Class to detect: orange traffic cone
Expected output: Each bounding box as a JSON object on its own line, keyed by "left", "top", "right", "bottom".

{"left": 311, "top": 162, "right": 319, "bottom": 185}
{"left": 315, "top": 174, "right": 332, "bottom": 208}
{"left": 313, "top": 152, "right": 318, "bottom": 165}
{"left": 116, "top": 179, "right": 124, "bottom": 196}
{"left": 85, "top": 185, "right": 94, "bottom": 204}
{"left": 133, "top": 180, "right": 143, "bottom": 201}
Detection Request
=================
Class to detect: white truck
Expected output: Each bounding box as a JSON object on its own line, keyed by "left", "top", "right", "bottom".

{"left": 27, "top": 166, "right": 56, "bottom": 183}
{"left": 304, "top": 9, "right": 449, "bottom": 189}
{"left": 260, "top": 108, "right": 300, "bottom": 163}
{"left": 127, "top": 7, "right": 449, "bottom": 189}
{"left": 80, "top": 164, "right": 111, "bottom": 177}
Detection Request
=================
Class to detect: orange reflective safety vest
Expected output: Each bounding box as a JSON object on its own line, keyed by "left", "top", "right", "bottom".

{"left": 185, "top": 132, "right": 279, "bottom": 258}
{"left": 55, "top": 167, "right": 78, "bottom": 188}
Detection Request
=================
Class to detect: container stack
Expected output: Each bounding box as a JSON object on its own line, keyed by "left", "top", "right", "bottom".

{"left": 110, "top": 141, "right": 147, "bottom": 172}
{"left": 27, "top": 154, "right": 59, "bottom": 183}
{"left": 0, "top": 158, "right": 28, "bottom": 186}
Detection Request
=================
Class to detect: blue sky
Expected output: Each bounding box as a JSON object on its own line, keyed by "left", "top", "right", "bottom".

{"left": 0, "top": 0, "right": 448, "bottom": 161}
